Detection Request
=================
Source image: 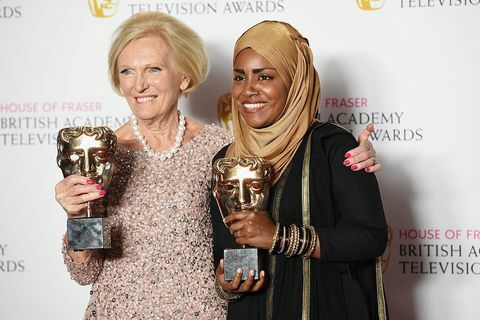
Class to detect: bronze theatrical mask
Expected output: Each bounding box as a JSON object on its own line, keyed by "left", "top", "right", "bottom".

{"left": 57, "top": 126, "right": 117, "bottom": 250}
{"left": 212, "top": 157, "right": 272, "bottom": 280}
{"left": 216, "top": 92, "right": 233, "bottom": 131}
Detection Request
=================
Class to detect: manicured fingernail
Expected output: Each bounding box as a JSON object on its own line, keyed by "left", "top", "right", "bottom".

{"left": 365, "top": 167, "right": 371, "bottom": 172}
{"left": 237, "top": 268, "right": 242, "bottom": 274}
{"left": 99, "top": 190, "right": 106, "bottom": 196}
{"left": 345, "top": 152, "right": 351, "bottom": 158}
{"left": 260, "top": 271, "right": 265, "bottom": 277}
{"left": 86, "top": 178, "right": 94, "bottom": 184}
{"left": 343, "top": 160, "right": 350, "bottom": 166}
{"left": 249, "top": 270, "right": 255, "bottom": 276}
{"left": 351, "top": 165, "right": 358, "bottom": 171}
{"left": 95, "top": 184, "right": 102, "bottom": 190}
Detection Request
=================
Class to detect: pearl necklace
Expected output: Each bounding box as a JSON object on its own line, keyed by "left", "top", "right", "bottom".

{"left": 129, "top": 111, "right": 186, "bottom": 160}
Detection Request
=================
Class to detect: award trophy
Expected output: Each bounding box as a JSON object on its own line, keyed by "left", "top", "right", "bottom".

{"left": 212, "top": 157, "right": 272, "bottom": 280}
{"left": 57, "top": 126, "right": 117, "bottom": 251}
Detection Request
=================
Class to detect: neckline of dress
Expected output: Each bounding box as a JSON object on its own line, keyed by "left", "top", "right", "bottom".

{"left": 117, "top": 124, "right": 211, "bottom": 157}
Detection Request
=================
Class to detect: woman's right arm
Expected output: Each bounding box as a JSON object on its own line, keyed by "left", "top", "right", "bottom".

{"left": 55, "top": 174, "right": 106, "bottom": 285}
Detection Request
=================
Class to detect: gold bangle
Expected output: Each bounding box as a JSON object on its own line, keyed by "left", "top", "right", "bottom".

{"left": 268, "top": 223, "right": 281, "bottom": 255}
{"left": 304, "top": 226, "right": 317, "bottom": 258}
{"left": 297, "top": 227, "right": 307, "bottom": 256}
{"left": 214, "top": 280, "right": 243, "bottom": 301}
{"left": 278, "top": 225, "right": 287, "bottom": 254}
{"left": 285, "top": 224, "right": 298, "bottom": 257}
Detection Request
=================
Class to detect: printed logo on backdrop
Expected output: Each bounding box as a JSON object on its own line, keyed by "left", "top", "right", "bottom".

{"left": 319, "top": 97, "right": 423, "bottom": 142}
{"left": 400, "top": 0, "right": 480, "bottom": 8}
{"left": 0, "top": 0, "right": 22, "bottom": 19}
{"left": 0, "top": 243, "right": 25, "bottom": 273}
{"left": 395, "top": 227, "right": 480, "bottom": 275}
{"left": 0, "top": 102, "right": 128, "bottom": 146}
{"left": 88, "top": 0, "right": 119, "bottom": 18}
{"left": 356, "top": 0, "right": 385, "bottom": 10}
{"left": 125, "top": 0, "right": 285, "bottom": 15}
{"left": 217, "top": 93, "right": 233, "bottom": 132}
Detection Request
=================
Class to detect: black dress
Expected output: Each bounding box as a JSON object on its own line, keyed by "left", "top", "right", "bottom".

{"left": 210, "top": 122, "right": 389, "bottom": 320}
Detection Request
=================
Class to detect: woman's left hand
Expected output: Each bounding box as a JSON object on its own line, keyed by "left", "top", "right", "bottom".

{"left": 224, "top": 210, "right": 276, "bottom": 250}
{"left": 343, "top": 123, "right": 382, "bottom": 173}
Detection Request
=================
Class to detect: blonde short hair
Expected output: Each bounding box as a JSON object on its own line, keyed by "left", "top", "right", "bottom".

{"left": 108, "top": 12, "right": 209, "bottom": 95}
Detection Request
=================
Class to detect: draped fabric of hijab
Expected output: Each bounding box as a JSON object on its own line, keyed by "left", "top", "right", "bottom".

{"left": 225, "top": 21, "right": 321, "bottom": 184}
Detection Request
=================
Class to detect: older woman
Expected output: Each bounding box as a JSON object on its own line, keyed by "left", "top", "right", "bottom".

{"left": 212, "top": 21, "right": 388, "bottom": 320}
{"left": 55, "top": 12, "right": 230, "bottom": 319}
{"left": 55, "top": 12, "right": 381, "bottom": 319}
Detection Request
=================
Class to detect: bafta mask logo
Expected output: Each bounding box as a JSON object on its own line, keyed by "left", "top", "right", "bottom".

{"left": 212, "top": 157, "right": 272, "bottom": 219}
{"left": 356, "top": 0, "right": 385, "bottom": 10}
{"left": 212, "top": 157, "right": 272, "bottom": 281}
{"left": 88, "top": 0, "right": 119, "bottom": 18}
{"left": 217, "top": 92, "right": 233, "bottom": 132}
{"left": 57, "top": 126, "right": 117, "bottom": 190}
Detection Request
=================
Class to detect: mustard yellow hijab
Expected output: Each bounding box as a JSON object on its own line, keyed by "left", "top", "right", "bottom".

{"left": 226, "top": 21, "right": 320, "bottom": 184}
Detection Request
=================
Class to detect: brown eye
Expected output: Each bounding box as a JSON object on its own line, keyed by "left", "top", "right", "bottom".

{"left": 250, "top": 182, "right": 263, "bottom": 192}
{"left": 95, "top": 150, "right": 109, "bottom": 162}
{"left": 222, "top": 184, "right": 235, "bottom": 192}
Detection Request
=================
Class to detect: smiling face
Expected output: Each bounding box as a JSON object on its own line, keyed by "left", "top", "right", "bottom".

{"left": 231, "top": 48, "right": 289, "bottom": 129}
{"left": 117, "top": 35, "right": 190, "bottom": 122}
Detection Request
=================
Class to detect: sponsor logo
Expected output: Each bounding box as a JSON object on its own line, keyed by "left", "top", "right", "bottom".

{"left": 217, "top": 93, "right": 233, "bottom": 132}
{"left": 396, "top": 227, "right": 480, "bottom": 275}
{"left": 88, "top": 0, "right": 119, "bottom": 18}
{"left": 319, "top": 97, "right": 424, "bottom": 142}
{"left": 0, "top": 1, "right": 22, "bottom": 19}
{"left": 0, "top": 101, "right": 128, "bottom": 146}
{"left": 356, "top": 0, "right": 385, "bottom": 10}
{"left": 126, "top": 0, "right": 285, "bottom": 15}
{"left": 0, "top": 243, "right": 25, "bottom": 273}
{"left": 400, "top": 0, "right": 480, "bottom": 8}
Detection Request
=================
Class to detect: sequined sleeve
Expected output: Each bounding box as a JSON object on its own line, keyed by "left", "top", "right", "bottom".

{"left": 62, "top": 237, "right": 104, "bottom": 285}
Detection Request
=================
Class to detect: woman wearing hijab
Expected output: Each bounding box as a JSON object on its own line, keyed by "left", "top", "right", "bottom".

{"left": 211, "top": 21, "right": 388, "bottom": 320}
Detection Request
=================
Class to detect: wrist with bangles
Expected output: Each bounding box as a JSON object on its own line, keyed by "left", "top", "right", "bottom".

{"left": 215, "top": 280, "right": 243, "bottom": 301}
{"left": 268, "top": 223, "right": 317, "bottom": 258}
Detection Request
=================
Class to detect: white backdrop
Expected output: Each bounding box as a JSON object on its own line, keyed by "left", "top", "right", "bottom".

{"left": 1, "top": 1, "right": 479, "bottom": 319}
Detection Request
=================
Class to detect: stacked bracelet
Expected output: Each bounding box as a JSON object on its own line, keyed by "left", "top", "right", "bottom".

{"left": 268, "top": 223, "right": 281, "bottom": 254}
{"left": 214, "top": 280, "right": 243, "bottom": 301}
{"left": 268, "top": 223, "right": 317, "bottom": 258}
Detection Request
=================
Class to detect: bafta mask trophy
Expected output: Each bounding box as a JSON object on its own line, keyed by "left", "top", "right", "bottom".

{"left": 57, "top": 126, "right": 117, "bottom": 251}
{"left": 212, "top": 157, "right": 272, "bottom": 280}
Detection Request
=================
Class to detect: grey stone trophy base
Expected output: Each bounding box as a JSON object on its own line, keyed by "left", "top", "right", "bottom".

{"left": 224, "top": 248, "right": 262, "bottom": 281}
{"left": 67, "top": 217, "right": 111, "bottom": 251}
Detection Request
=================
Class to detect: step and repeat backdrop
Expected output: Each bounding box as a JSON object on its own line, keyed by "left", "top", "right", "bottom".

{"left": 1, "top": 1, "right": 479, "bottom": 319}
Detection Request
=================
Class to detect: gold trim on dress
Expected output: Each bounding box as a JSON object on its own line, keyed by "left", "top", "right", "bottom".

{"left": 376, "top": 256, "right": 387, "bottom": 320}
{"left": 266, "top": 165, "right": 292, "bottom": 320}
{"left": 300, "top": 127, "right": 315, "bottom": 320}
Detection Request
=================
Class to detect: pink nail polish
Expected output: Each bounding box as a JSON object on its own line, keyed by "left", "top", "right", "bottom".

{"left": 343, "top": 160, "right": 350, "bottom": 166}
{"left": 345, "top": 152, "right": 351, "bottom": 158}
{"left": 99, "top": 190, "right": 106, "bottom": 196}
{"left": 86, "top": 178, "right": 94, "bottom": 184}
{"left": 352, "top": 165, "right": 358, "bottom": 171}
{"left": 365, "top": 167, "right": 371, "bottom": 172}
{"left": 95, "top": 185, "right": 102, "bottom": 190}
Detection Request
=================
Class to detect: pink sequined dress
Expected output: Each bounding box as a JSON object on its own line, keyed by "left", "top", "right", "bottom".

{"left": 63, "top": 125, "right": 231, "bottom": 319}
